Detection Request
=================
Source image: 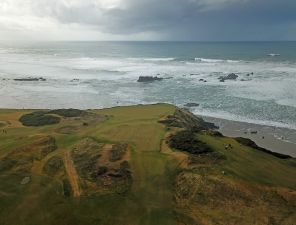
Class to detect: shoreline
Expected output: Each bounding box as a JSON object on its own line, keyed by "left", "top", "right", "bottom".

{"left": 1, "top": 104, "right": 295, "bottom": 157}
{"left": 202, "top": 116, "right": 296, "bottom": 158}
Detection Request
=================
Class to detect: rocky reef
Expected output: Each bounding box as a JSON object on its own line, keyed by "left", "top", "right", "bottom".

{"left": 137, "top": 76, "right": 163, "bottom": 82}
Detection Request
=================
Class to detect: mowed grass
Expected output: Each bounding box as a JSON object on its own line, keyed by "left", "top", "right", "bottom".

{"left": 91, "top": 104, "right": 177, "bottom": 225}
{"left": 197, "top": 133, "right": 296, "bottom": 189}
{"left": 0, "top": 104, "right": 295, "bottom": 225}
{"left": 0, "top": 104, "right": 179, "bottom": 225}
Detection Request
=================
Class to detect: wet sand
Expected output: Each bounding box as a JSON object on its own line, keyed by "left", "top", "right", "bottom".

{"left": 202, "top": 116, "right": 296, "bottom": 158}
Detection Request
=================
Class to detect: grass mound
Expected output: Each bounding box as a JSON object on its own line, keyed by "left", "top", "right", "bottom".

{"left": 109, "top": 143, "right": 128, "bottom": 162}
{"left": 71, "top": 139, "right": 104, "bottom": 181}
{"left": 0, "top": 121, "right": 7, "bottom": 128}
{"left": 55, "top": 126, "right": 78, "bottom": 134}
{"left": 38, "top": 136, "right": 58, "bottom": 158}
{"left": 43, "top": 156, "right": 64, "bottom": 176}
{"left": 169, "top": 130, "right": 213, "bottom": 154}
{"left": 19, "top": 111, "right": 60, "bottom": 126}
{"left": 49, "top": 109, "right": 85, "bottom": 117}
{"left": 0, "top": 136, "right": 57, "bottom": 174}
{"left": 19, "top": 109, "right": 89, "bottom": 126}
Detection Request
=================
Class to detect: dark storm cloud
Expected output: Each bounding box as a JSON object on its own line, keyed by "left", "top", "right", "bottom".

{"left": 1, "top": 0, "right": 296, "bottom": 40}
{"left": 97, "top": 0, "right": 296, "bottom": 40}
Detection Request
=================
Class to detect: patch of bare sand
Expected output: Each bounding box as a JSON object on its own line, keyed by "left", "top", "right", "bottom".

{"left": 64, "top": 151, "right": 82, "bottom": 197}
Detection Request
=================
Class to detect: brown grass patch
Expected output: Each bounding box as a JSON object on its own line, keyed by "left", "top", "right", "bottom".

{"left": 64, "top": 150, "right": 82, "bottom": 197}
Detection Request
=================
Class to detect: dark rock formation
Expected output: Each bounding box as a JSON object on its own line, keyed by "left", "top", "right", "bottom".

{"left": 159, "top": 108, "right": 218, "bottom": 132}
{"left": 218, "top": 73, "right": 238, "bottom": 82}
{"left": 137, "top": 76, "right": 163, "bottom": 82}
{"left": 14, "top": 77, "right": 46, "bottom": 82}
{"left": 184, "top": 103, "right": 200, "bottom": 107}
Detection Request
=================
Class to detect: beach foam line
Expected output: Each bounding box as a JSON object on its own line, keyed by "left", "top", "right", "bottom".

{"left": 191, "top": 108, "right": 296, "bottom": 131}
{"left": 268, "top": 53, "right": 280, "bottom": 57}
{"left": 194, "top": 58, "right": 240, "bottom": 63}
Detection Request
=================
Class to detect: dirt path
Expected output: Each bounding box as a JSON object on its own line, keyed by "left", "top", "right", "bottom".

{"left": 64, "top": 150, "right": 82, "bottom": 197}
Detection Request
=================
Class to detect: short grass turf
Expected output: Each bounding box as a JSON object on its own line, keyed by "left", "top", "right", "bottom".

{"left": 0, "top": 104, "right": 295, "bottom": 225}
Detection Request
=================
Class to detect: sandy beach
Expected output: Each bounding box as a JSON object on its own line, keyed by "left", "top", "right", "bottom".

{"left": 203, "top": 116, "right": 296, "bottom": 157}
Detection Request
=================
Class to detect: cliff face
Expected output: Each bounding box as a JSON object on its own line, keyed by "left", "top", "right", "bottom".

{"left": 159, "top": 108, "right": 218, "bottom": 131}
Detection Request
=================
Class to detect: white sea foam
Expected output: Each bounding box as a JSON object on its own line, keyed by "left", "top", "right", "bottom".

{"left": 0, "top": 43, "right": 295, "bottom": 131}
{"left": 192, "top": 108, "right": 296, "bottom": 130}
{"left": 194, "top": 58, "right": 240, "bottom": 63}
{"left": 268, "top": 53, "right": 280, "bottom": 57}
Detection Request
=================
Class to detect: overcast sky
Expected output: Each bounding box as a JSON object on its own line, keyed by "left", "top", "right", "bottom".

{"left": 0, "top": 0, "right": 296, "bottom": 41}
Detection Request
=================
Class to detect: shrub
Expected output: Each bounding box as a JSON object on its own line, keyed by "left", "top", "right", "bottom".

{"left": 109, "top": 143, "right": 128, "bottom": 162}
{"left": 92, "top": 166, "right": 108, "bottom": 179}
{"left": 43, "top": 156, "right": 64, "bottom": 176}
{"left": 19, "top": 111, "right": 60, "bottom": 126}
{"left": 119, "top": 161, "right": 131, "bottom": 177}
{"left": 62, "top": 179, "right": 73, "bottom": 197}
{"left": 169, "top": 130, "right": 213, "bottom": 154}
{"left": 98, "top": 166, "right": 108, "bottom": 175}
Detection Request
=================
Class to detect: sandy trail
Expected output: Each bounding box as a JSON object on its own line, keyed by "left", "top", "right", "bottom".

{"left": 64, "top": 150, "right": 82, "bottom": 197}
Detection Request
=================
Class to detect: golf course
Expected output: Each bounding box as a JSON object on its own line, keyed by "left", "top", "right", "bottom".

{"left": 0, "top": 104, "right": 295, "bottom": 225}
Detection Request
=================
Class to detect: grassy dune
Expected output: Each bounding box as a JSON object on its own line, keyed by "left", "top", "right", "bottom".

{"left": 0, "top": 104, "right": 295, "bottom": 225}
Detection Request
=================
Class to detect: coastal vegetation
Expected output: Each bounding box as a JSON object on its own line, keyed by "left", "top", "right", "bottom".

{"left": 0, "top": 104, "right": 295, "bottom": 225}
{"left": 19, "top": 111, "right": 61, "bottom": 126}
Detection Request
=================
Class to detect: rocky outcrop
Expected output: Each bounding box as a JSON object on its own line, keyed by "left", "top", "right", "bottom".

{"left": 137, "top": 76, "right": 163, "bottom": 82}
{"left": 184, "top": 103, "right": 200, "bottom": 107}
{"left": 218, "top": 73, "right": 238, "bottom": 82}
{"left": 14, "top": 77, "right": 46, "bottom": 81}
{"left": 159, "top": 108, "right": 218, "bottom": 131}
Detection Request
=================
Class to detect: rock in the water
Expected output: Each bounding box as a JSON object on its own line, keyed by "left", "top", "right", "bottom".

{"left": 137, "top": 76, "right": 163, "bottom": 82}
{"left": 184, "top": 103, "right": 200, "bottom": 107}
{"left": 20, "top": 176, "right": 31, "bottom": 185}
{"left": 14, "top": 77, "right": 46, "bottom": 82}
{"left": 218, "top": 73, "right": 238, "bottom": 82}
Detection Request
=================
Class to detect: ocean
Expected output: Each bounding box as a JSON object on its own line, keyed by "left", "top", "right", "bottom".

{"left": 0, "top": 41, "right": 296, "bottom": 130}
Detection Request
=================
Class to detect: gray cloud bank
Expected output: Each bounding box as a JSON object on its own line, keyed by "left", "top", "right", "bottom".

{"left": 0, "top": 0, "right": 296, "bottom": 41}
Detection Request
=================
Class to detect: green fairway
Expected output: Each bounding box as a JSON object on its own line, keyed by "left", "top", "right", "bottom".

{"left": 0, "top": 104, "right": 295, "bottom": 225}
